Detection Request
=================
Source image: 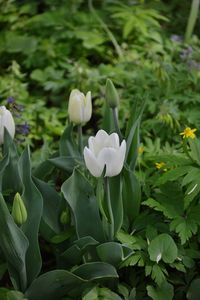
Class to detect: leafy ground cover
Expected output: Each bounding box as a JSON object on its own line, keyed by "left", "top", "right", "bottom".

{"left": 0, "top": 0, "right": 200, "bottom": 299}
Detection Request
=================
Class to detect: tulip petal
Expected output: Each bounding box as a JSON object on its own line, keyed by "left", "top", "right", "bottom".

{"left": 5, "top": 110, "right": 15, "bottom": 138}
{"left": 110, "top": 140, "right": 126, "bottom": 176}
{"left": 83, "top": 91, "right": 92, "bottom": 122}
{"left": 68, "top": 91, "right": 84, "bottom": 124}
{"left": 97, "top": 147, "right": 118, "bottom": 177}
{"left": 88, "top": 130, "right": 109, "bottom": 155}
{"left": 83, "top": 147, "right": 103, "bottom": 177}
{"left": 97, "top": 140, "right": 126, "bottom": 177}
{"left": 105, "top": 132, "right": 119, "bottom": 149}
{"left": 0, "top": 106, "right": 15, "bottom": 145}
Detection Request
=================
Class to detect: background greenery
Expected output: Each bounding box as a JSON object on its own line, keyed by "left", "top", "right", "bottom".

{"left": 1, "top": 0, "right": 200, "bottom": 299}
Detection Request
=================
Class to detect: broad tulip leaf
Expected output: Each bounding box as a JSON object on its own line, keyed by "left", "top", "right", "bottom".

{"left": 101, "top": 103, "right": 115, "bottom": 133}
{"left": 19, "top": 147, "right": 43, "bottom": 286}
{"left": 148, "top": 234, "right": 178, "bottom": 264}
{"left": 126, "top": 98, "right": 146, "bottom": 161}
{"left": 0, "top": 193, "right": 29, "bottom": 291}
{"left": 97, "top": 242, "right": 124, "bottom": 267}
{"left": 73, "top": 262, "right": 118, "bottom": 281}
{"left": 34, "top": 178, "right": 62, "bottom": 234}
{"left": 25, "top": 270, "right": 86, "bottom": 300}
{"left": 61, "top": 236, "right": 99, "bottom": 265}
{"left": 61, "top": 169, "right": 105, "bottom": 242}
{"left": 26, "top": 263, "right": 118, "bottom": 300}
{"left": 122, "top": 168, "right": 141, "bottom": 225}
{"left": 0, "top": 154, "right": 9, "bottom": 192}
{"left": 49, "top": 156, "right": 79, "bottom": 172}
{"left": 2, "top": 129, "right": 22, "bottom": 194}
{"left": 61, "top": 244, "right": 83, "bottom": 266}
{"left": 59, "top": 125, "right": 79, "bottom": 157}
{"left": 33, "top": 160, "right": 54, "bottom": 181}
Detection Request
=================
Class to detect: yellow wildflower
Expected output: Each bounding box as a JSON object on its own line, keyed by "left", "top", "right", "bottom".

{"left": 180, "top": 127, "right": 197, "bottom": 139}
{"left": 138, "top": 146, "right": 144, "bottom": 154}
{"left": 155, "top": 162, "right": 166, "bottom": 170}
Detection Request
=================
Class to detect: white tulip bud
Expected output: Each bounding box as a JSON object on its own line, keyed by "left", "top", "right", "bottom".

{"left": 0, "top": 106, "right": 15, "bottom": 145}
{"left": 83, "top": 129, "right": 126, "bottom": 177}
{"left": 68, "top": 89, "right": 92, "bottom": 125}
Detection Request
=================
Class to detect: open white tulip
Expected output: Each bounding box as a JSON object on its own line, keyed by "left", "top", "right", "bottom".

{"left": 84, "top": 129, "right": 126, "bottom": 177}
{"left": 68, "top": 89, "right": 92, "bottom": 124}
{"left": 0, "top": 106, "right": 15, "bottom": 145}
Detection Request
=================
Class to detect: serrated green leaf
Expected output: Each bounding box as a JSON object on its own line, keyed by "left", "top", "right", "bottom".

{"left": 170, "top": 216, "right": 198, "bottom": 245}
{"left": 150, "top": 264, "right": 168, "bottom": 286}
{"left": 156, "top": 166, "right": 192, "bottom": 185}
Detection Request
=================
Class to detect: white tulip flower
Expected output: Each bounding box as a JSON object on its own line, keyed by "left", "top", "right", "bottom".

{"left": 0, "top": 106, "right": 15, "bottom": 145}
{"left": 68, "top": 89, "right": 92, "bottom": 125}
{"left": 84, "top": 129, "right": 126, "bottom": 177}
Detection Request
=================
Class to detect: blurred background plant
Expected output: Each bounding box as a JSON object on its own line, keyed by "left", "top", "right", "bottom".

{"left": 1, "top": 1, "right": 200, "bottom": 299}
{"left": 1, "top": 0, "right": 200, "bottom": 157}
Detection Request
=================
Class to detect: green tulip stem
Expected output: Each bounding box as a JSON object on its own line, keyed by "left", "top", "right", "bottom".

{"left": 185, "top": 0, "right": 200, "bottom": 43}
{"left": 182, "top": 138, "right": 196, "bottom": 164}
{"left": 88, "top": 0, "right": 123, "bottom": 59}
{"left": 112, "top": 108, "right": 123, "bottom": 141}
{"left": 104, "top": 177, "right": 114, "bottom": 241}
{"left": 78, "top": 125, "right": 83, "bottom": 154}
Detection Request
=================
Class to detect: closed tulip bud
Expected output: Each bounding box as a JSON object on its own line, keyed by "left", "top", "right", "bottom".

{"left": 12, "top": 193, "right": 27, "bottom": 226}
{"left": 60, "top": 209, "right": 70, "bottom": 225}
{"left": 105, "top": 79, "right": 119, "bottom": 109}
{"left": 0, "top": 106, "right": 15, "bottom": 145}
{"left": 84, "top": 129, "right": 126, "bottom": 177}
{"left": 68, "top": 89, "right": 92, "bottom": 125}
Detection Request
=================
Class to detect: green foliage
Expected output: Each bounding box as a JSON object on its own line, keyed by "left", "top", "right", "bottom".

{"left": 1, "top": 0, "right": 200, "bottom": 299}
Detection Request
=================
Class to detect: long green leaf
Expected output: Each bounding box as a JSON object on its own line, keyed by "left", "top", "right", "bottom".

{"left": 0, "top": 194, "right": 28, "bottom": 291}
{"left": 2, "top": 129, "right": 22, "bottom": 194}
{"left": 19, "top": 147, "right": 43, "bottom": 287}
{"left": 61, "top": 169, "right": 105, "bottom": 242}
{"left": 122, "top": 168, "right": 141, "bottom": 225}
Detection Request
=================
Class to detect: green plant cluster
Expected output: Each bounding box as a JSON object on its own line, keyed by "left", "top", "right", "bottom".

{"left": 1, "top": 0, "right": 200, "bottom": 299}
{"left": 1, "top": 0, "right": 200, "bottom": 151}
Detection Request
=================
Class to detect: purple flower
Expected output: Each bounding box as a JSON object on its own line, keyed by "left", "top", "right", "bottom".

{"left": 7, "top": 97, "right": 15, "bottom": 104}
{"left": 16, "top": 122, "right": 30, "bottom": 136}
{"left": 170, "top": 34, "right": 183, "bottom": 43}
{"left": 188, "top": 59, "right": 200, "bottom": 70}
{"left": 180, "top": 46, "right": 193, "bottom": 60}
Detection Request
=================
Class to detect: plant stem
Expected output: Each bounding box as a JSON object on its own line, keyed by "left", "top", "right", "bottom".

{"left": 88, "top": 0, "right": 123, "bottom": 59}
{"left": 104, "top": 177, "right": 114, "bottom": 241}
{"left": 185, "top": 0, "right": 200, "bottom": 43}
{"left": 78, "top": 125, "right": 83, "bottom": 154}
{"left": 182, "top": 138, "right": 196, "bottom": 164}
{"left": 112, "top": 108, "right": 123, "bottom": 141}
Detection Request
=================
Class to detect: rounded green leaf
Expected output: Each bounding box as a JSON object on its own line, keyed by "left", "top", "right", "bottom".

{"left": 148, "top": 233, "right": 177, "bottom": 263}
{"left": 187, "top": 278, "right": 200, "bottom": 300}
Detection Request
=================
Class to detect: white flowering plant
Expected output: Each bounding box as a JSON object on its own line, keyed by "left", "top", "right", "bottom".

{"left": 2, "top": 79, "right": 200, "bottom": 300}
{"left": 0, "top": 79, "right": 147, "bottom": 299}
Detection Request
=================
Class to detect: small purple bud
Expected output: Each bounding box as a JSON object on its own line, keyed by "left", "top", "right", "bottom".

{"left": 16, "top": 122, "right": 30, "bottom": 136}
{"left": 170, "top": 34, "right": 183, "bottom": 42}
{"left": 188, "top": 59, "right": 200, "bottom": 70}
{"left": 180, "top": 46, "right": 193, "bottom": 60}
{"left": 7, "top": 97, "right": 15, "bottom": 104}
